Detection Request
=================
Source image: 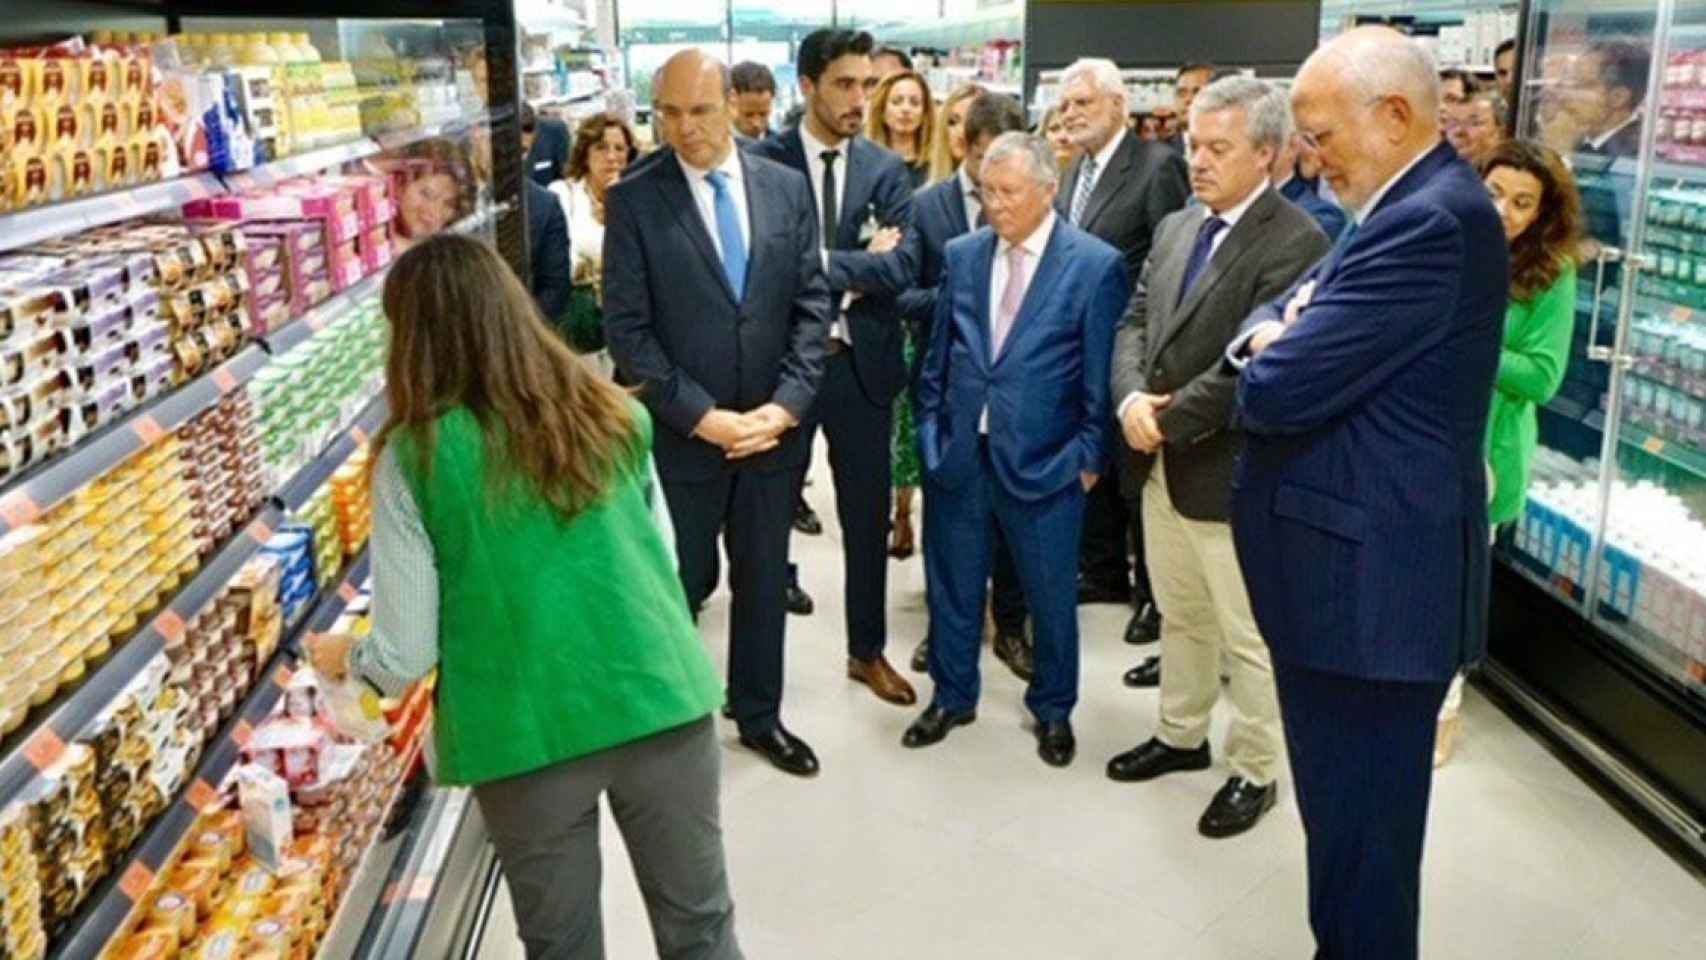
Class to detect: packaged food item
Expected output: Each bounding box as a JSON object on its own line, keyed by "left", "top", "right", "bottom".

{"left": 147, "top": 890, "right": 199, "bottom": 943}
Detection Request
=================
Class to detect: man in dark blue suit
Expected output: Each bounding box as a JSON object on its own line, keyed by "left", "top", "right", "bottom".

{"left": 904, "top": 132, "right": 1130, "bottom": 768}
{"left": 898, "top": 91, "right": 1031, "bottom": 680}
{"left": 522, "top": 177, "right": 572, "bottom": 325}
{"left": 750, "top": 28, "right": 923, "bottom": 709}
{"left": 1227, "top": 28, "right": 1508, "bottom": 958}
{"left": 604, "top": 51, "right": 833, "bottom": 778}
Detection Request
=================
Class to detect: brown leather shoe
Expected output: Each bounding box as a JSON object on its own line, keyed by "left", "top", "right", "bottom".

{"left": 848, "top": 656, "right": 918, "bottom": 706}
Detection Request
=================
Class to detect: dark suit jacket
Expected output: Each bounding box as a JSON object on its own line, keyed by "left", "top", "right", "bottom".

{"left": 602, "top": 148, "right": 832, "bottom": 481}
{"left": 527, "top": 117, "right": 572, "bottom": 185}
{"left": 523, "top": 178, "right": 572, "bottom": 323}
{"left": 750, "top": 130, "right": 921, "bottom": 406}
{"left": 1279, "top": 175, "right": 1348, "bottom": 243}
{"left": 917, "top": 220, "right": 1130, "bottom": 502}
{"left": 1112, "top": 186, "right": 1328, "bottom": 517}
{"left": 1231, "top": 143, "right": 1508, "bottom": 683}
{"left": 1057, "top": 130, "right": 1190, "bottom": 285}
{"left": 897, "top": 173, "right": 973, "bottom": 364}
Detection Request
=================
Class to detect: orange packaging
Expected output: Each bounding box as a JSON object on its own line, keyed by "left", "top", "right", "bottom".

{"left": 163, "top": 863, "right": 220, "bottom": 919}
{"left": 108, "top": 927, "right": 179, "bottom": 960}
{"left": 147, "top": 890, "right": 198, "bottom": 943}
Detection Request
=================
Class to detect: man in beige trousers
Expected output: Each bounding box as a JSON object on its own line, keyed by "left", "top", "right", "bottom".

{"left": 1103, "top": 77, "right": 1328, "bottom": 838}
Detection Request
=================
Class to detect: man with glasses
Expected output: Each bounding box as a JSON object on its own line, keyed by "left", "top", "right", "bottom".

{"left": 1445, "top": 88, "right": 1507, "bottom": 168}
{"left": 1227, "top": 27, "right": 1507, "bottom": 957}
{"left": 1055, "top": 57, "right": 1190, "bottom": 649}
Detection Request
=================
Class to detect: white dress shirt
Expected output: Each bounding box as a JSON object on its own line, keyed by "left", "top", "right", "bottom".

{"left": 958, "top": 164, "right": 982, "bottom": 230}
{"left": 1118, "top": 178, "right": 1269, "bottom": 420}
{"left": 1225, "top": 145, "right": 1434, "bottom": 370}
{"left": 800, "top": 123, "right": 857, "bottom": 342}
{"left": 983, "top": 211, "right": 1059, "bottom": 433}
{"left": 675, "top": 148, "right": 751, "bottom": 261}
{"left": 1077, "top": 126, "right": 1129, "bottom": 205}
{"left": 550, "top": 177, "right": 607, "bottom": 273}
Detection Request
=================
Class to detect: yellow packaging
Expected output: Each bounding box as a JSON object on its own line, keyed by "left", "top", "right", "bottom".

{"left": 0, "top": 55, "right": 32, "bottom": 112}
{"left": 81, "top": 56, "right": 117, "bottom": 104}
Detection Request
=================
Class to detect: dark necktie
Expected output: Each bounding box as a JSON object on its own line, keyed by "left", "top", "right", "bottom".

{"left": 1176, "top": 215, "right": 1228, "bottom": 306}
{"left": 970, "top": 188, "right": 986, "bottom": 229}
{"left": 820, "top": 150, "right": 840, "bottom": 247}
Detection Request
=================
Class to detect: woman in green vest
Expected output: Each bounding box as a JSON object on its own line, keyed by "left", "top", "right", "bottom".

{"left": 307, "top": 235, "right": 740, "bottom": 960}
{"left": 1438, "top": 138, "right": 1583, "bottom": 767}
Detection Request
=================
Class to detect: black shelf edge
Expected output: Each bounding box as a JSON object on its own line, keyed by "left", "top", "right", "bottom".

{"left": 0, "top": 346, "right": 270, "bottom": 537}
{"left": 259, "top": 270, "right": 389, "bottom": 357}
{"left": 49, "top": 645, "right": 299, "bottom": 960}
{"left": 273, "top": 393, "right": 387, "bottom": 514}
{"left": 0, "top": 174, "right": 226, "bottom": 255}
{"left": 0, "top": 502, "right": 282, "bottom": 814}
{"left": 224, "top": 138, "right": 384, "bottom": 192}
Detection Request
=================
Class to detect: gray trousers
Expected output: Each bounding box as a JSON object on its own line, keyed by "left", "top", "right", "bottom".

{"left": 473, "top": 716, "right": 742, "bottom": 960}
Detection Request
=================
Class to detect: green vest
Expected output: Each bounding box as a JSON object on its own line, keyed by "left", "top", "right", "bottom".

{"left": 397, "top": 403, "right": 722, "bottom": 786}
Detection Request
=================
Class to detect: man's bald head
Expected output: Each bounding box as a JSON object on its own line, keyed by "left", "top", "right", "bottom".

{"left": 1292, "top": 26, "right": 1443, "bottom": 214}
{"left": 654, "top": 49, "right": 735, "bottom": 169}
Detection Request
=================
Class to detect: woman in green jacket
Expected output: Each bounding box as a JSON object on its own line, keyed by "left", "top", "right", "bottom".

{"left": 1438, "top": 139, "right": 1583, "bottom": 766}
{"left": 308, "top": 235, "right": 740, "bottom": 960}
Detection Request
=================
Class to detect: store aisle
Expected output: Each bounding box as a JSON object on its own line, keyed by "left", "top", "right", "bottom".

{"left": 476, "top": 461, "right": 1706, "bottom": 960}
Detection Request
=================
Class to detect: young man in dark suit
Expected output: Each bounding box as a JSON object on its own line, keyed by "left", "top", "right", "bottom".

{"left": 1104, "top": 77, "right": 1328, "bottom": 839}
{"left": 1055, "top": 57, "right": 1192, "bottom": 647}
{"left": 899, "top": 92, "right": 1031, "bottom": 680}
{"left": 1230, "top": 28, "right": 1508, "bottom": 957}
{"left": 522, "top": 176, "right": 573, "bottom": 326}
{"left": 521, "top": 103, "right": 572, "bottom": 186}
{"left": 751, "top": 28, "right": 923, "bottom": 711}
{"left": 604, "top": 51, "right": 833, "bottom": 778}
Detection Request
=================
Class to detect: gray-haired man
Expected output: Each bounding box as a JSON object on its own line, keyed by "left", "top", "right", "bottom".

{"left": 1104, "top": 76, "right": 1329, "bottom": 838}
{"left": 904, "top": 133, "right": 1130, "bottom": 768}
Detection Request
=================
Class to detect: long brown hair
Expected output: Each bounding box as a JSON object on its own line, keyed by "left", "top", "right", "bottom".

{"left": 866, "top": 71, "right": 936, "bottom": 169}
{"left": 1480, "top": 139, "right": 1584, "bottom": 302}
{"left": 929, "top": 82, "right": 986, "bottom": 183}
{"left": 375, "top": 234, "right": 640, "bottom": 519}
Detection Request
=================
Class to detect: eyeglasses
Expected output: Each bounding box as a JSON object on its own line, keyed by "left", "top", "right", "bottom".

{"left": 1296, "top": 95, "right": 1386, "bottom": 152}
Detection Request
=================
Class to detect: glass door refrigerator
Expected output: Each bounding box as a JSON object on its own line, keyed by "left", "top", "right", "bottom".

{"left": 1492, "top": 0, "right": 1706, "bottom": 866}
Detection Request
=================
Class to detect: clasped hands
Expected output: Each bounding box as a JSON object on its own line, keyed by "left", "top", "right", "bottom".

{"left": 695, "top": 404, "right": 798, "bottom": 459}
{"left": 844, "top": 226, "right": 904, "bottom": 306}
{"left": 1247, "top": 279, "right": 1317, "bottom": 358}
{"left": 1122, "top": 392, "right": 1172, "bottom": 454}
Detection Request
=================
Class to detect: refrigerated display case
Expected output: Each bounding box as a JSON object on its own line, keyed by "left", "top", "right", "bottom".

{"left": 0, "top": 3, "right": 512, "bottom": 958}
{"left": 1489, "top": 0, "right": 1706, "bottom": 864}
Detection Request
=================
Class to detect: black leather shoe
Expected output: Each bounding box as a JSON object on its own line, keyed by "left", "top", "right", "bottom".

{"left": 910, "top": 639, "right": 929, "bottom": 673}
{"left": 1036, "top": 718, "right": 1076, "bottom": 767}
{"left": 902, "top": 704, "right": 976, "bottom": 748}
{"left": 738, "top": 727, "right": 821, "bottom": 777}
{"left": 1124, "top": 602, "right": 1161, "bottom": 644}
{"left": 1198, "top": 777, "right": 1278, "bottom": 838}
{"left": 1106, "top": 737, "right": 1211, "bottom": 782}
{"left": 1122, "top": 655, "right": 1161, "bottom": 689}
{"left": 793, "top": 499, "right": 823, "bottom": 535}
{"left": 992, "top": 627, "right": 1034, "bottom": 682}
{"left": 1077, "top": 578, "right": 1131, "bottom": 606}
{"left": 786, "top": 568, "right": 815, "bottom": 616}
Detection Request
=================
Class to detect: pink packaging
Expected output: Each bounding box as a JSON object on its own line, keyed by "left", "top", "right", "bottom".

{"left": 245, "top": 717, "right": 327, "bottom": 789}
{"left": 328, "top": 240, "right": 362, "bottom": 290}
{"left": 319, "top": 176, "right": 393, "bottom": 229}
{"left": 245, "top": 292, "right": 292, "bottom": 335}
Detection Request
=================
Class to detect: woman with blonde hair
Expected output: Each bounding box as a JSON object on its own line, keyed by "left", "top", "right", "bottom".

{"left": 927, "top": 82, "right": 985, "bottom": 182}
{"left": 1039, "top": 104, "right": 1078, "bottom": 170}
{"left": 867, "top": 70, "right": 936, "bottom": 190}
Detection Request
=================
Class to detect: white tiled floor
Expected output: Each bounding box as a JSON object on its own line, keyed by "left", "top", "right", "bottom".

{"left": 477, "top": 472, "right": 1706, "bottom": 959}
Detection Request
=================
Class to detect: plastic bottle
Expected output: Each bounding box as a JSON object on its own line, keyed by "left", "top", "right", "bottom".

{"left": 204, "top": 33, "right": 237, "bottom": 68}
{"left": 293, "top": 32, "right": 322, "bottom": 63}
{"left": 238, "top": 33, "right": 279, "bottom": 66}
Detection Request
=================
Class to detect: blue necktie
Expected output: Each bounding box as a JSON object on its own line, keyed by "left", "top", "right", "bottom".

{"left": 1176, "top": 215, "right": 1227, "bottom": 307}
{"left": 706, "top": 170, "right": 748, "bottom": 300}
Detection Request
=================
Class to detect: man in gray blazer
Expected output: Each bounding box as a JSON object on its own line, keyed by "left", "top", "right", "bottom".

{"left": 1103, "top": 77, "right": 1329, "bottom": 839}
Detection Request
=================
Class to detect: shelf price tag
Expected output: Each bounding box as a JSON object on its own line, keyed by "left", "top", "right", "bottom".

{"left": 0, "top": 490, "right": 41, "bottom": 529}
{"left": 132, "top": 414, "right": 165, "bottom": 446}
{"left": 155, "top": 610, "right": 186, "bottom": 644}
{"left": 338, "top": 581, "right": 358, "bottom": 603}
{"left": 246, "top": 518, "right": 275, "bottom": 544}
{"left": 350, "top": 424, "right": 369, "bottom": 445}
{"left": 119, "top": 862, "right": 155, "bottom": 902}
{"left": 23, "top": 727, "right": 65, "bottom": 771}
{"left": 1643, "top": 435, "right": 1667, "bottom": 455}
{"left": 212, "top": 366, "right": 238, "bottom": 394}
{"left": 1671, "top": 305, "right": 1693, "bottom": 323}
{"left": 1688, "top": 659, "right": 1705, "bottom": 683}
{"left": 233, "top": 719, "right": 255, "bottom": 749}
{"left": 275, "top": 664, "right": 294, "bottom": 687}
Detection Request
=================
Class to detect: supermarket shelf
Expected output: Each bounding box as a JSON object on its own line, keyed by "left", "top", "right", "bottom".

{"left": 313, "top": 734, "right": 431, "bottom": 960}
{"left": 48, "top": 646, "right": 299, "bottom": 960}
{"left": 274, "top": 393, "right": 388, "bottom": 514}
{"left": 1619, "top": 421, "right": 1706, "bottom": 481}
{"left": 293, "top": 546, "right": 373, "bottom": 646}
{"left": 529, "top": 90, "right": 602, "bottom": 108}
{"left": 0, "top": 503, "right": 283, "bottom": 816}
{"left": 0, "top": 173, "right": 225, "bottom": 255}
{"left": 225, "top": 137, "right": 384, "bottom": 192}
{"left": 260, "top": 269, "right": 390, "bottom": 356}
{"left": 373, "top": 113, "right": 491, "bottom": 152}
{"left": 0, "top": 345, "right": 271, "bottom": 537}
